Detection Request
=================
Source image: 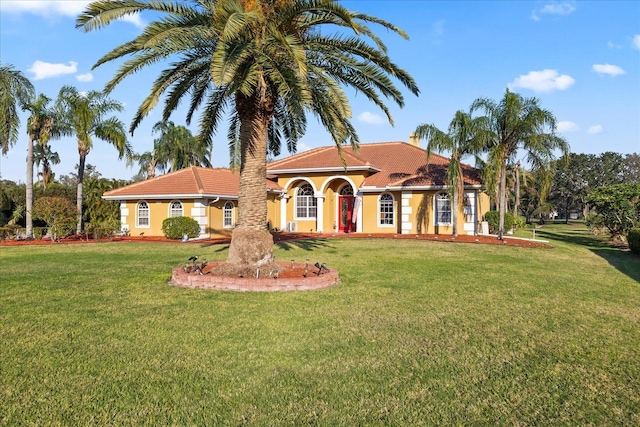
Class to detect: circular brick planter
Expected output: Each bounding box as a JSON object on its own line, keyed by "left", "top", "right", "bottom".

{"left": 170, "top": 262, "right": 340, "bottom": 292}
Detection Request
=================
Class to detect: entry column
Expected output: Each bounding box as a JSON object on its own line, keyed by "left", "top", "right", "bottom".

{"left": 315, "top": 194, "right": 324, "bottom": 233}
{"left": 279, "top": 195, "right": 289, "bottom": 231}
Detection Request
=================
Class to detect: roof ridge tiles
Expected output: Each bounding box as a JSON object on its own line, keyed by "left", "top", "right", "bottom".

{"left": 191, "top": 166, "right": 205, "bottom": 193}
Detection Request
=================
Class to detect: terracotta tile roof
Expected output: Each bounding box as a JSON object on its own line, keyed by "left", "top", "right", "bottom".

{"left": 268, "top": 142, "right": 483, "bottom": 189}
{"left": 103, "top": 167, "right": 282, "bottom": 199}
{"left": 268, "top": 145, "right": 374, "bottom": 171}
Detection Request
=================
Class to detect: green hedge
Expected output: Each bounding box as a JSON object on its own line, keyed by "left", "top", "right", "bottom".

{"left": 162, "top": 216, "right": 201, "bottom": 240}
{"left": 484, "top": 210, "right": 514, "bottom": 234}
{"left": 628, "top": 228, "right": 640, "bottom": 254}
{"left": 87, "top": 219, "right": 121, "bottom": 241}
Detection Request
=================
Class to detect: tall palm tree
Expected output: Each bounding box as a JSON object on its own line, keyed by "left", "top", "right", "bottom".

{"left": 471, "top": 89, "right": 569, "bottom": 239}
{"left": 55, "top": 85, "right": 133, "bottom": 234}
{"left": 151, "top": 121, "right": 212, "bottom": 173}
{"left": 414, "top": 110, "right": 489, "bottom": 236}
{"left": 77, "top": 0, "right": 419, "bottom": 272}
{"left": 0, "top": 63, "right": 35, "bottom": 155}
{"left": 33, "top": 142, "right": 61, "bottom": 188}
{"left": 24, "top": 94, "right": 60, "bottom": 238}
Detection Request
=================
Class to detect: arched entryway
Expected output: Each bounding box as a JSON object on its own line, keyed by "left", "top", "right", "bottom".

{"left": 337, "top": 184, "right": 355, "bottom": 232}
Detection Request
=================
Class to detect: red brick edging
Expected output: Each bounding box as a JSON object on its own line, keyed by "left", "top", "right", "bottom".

{"left": 170, "top": 262, "right": 341, "bottom": 292}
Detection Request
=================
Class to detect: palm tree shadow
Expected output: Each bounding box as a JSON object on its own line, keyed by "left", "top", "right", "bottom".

{"left": 536, "top": 228, "right": 640, "bottom": 283}
{"left": 275, "top": 238, "right": 333, "bottom": 252}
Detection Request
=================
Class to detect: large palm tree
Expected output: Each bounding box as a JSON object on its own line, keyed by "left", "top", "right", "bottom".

{"left": 471, "top": 89, "right": 569, "bottom": 239}
{"left": 55, "top": 85, "right": 133, "bottom": 234}
{"left": 414, "top": 111, "right": 489, "bottom": 236}
{"left": 0, "top": 63, "right": 35, "bottom": 156}
{"left": 77, "top": 0, "right": 419, "bottom": 273}
{"left": 151, "top": 121, "right": 212, "bottom": 173}
{"left": 24, "top": 94, "right": 59, "bottom": 238}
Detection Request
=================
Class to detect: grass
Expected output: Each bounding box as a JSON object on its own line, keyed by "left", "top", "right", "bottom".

{"left": 1, "top": 224, "right": 639, "bottom": 425}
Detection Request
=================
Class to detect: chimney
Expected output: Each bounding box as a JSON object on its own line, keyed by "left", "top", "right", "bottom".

{"left": 409, "top": 133, "right": 420, "bottom": 147}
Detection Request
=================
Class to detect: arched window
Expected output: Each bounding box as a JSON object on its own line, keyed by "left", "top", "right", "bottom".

{"left": 223, "top": 202, "right": 234, "bottom": 228}
{"left": 137, "top": 201, "right": 150, "bottom": 227}
{"left": 435, "top": 193, "right": 452, "bottom": 225}
{"left": 169, "top": 201, "right": 183, "bottom": 217}
{"left": 339, "top": 185, "right": 353, "bottom": 196}
{"left": 296, "top": 183, "right": 317, "bottom": 219}
{"left": 378, "top": 193, "right": 394, "bottom": 226}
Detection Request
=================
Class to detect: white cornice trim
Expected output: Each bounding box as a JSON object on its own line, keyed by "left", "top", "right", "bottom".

{"left": 102, "top": 188, "right": 284, "bottom": 201}
{"left": 267, "top": 166, "right": 380, "bottom": 174}
{"left": 358, "top": 184, "right": 484, "bottom": 192}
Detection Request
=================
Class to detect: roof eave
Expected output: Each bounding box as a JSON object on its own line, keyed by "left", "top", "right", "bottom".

{"left": 267, "top": 166, "right": 381, "bottom": 174}
{"left": 358, "top": 184, "right": 484, "bottom": 192}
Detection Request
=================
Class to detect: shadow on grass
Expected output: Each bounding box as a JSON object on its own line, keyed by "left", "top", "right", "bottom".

{"left": 275, "top": 238, "right": 333, "bottom": 252}
{"left": 196, "top": 238, "right": 333, "bottom": 253}
{"left": 592, "top": 248, "right": 640, "bottom": 283}
{"left": 537, "top": 228, "right": 640, "bottom": 283}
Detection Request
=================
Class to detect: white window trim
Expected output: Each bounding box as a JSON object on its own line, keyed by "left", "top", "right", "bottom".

{"left": 435, "top": 192, "right": 452, "bottom": 226}
{"left": 223, "top": 201, "right": 235, "bottom": 229}
{"left": 294, "top": 183, "right": 317, "bottom": 220}
{"left": 136, "top": 201, "right": 150, "bottom": 228}
{"left": 169, "top": 200, "right": 183, "bottom": 218}
{"left": 378, "top": 192, "right": 395, "bottom": 228}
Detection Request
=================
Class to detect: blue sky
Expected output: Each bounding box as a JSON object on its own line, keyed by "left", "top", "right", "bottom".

{"left": 1, "top": 0, "right": 639, "bottom": 183}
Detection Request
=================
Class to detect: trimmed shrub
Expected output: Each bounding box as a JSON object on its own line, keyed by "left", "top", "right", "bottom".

{"left": 32, "top": 197, "right": 76, "bottom": 241}
{"left": 628, "top": 228, "right": 640, "bottom": 254}
{"left": 0, "top": 225, "right": 20, "bottom": 240}
{"left": 33, "top": 227, "right": 47, "bottom": 240}
{"left": 484, "top": 210, "right": 514, "bottom": 234}
{"left": 513, "top": 215, "right": 527, "bottom": 230}
{"left": 87, "top": 219, "right": 121, "bottom": 241}
{"left": 162, "top": 216, "right": 200, "bottom": 240}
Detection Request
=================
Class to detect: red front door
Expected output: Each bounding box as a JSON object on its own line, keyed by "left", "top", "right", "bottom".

{"left": 338, "top": 196, "right": 354, "bottom": 232}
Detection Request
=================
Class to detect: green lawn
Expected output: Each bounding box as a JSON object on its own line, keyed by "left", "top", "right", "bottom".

{"left": 1, "top": 224, "right": 639, "bottom": 425}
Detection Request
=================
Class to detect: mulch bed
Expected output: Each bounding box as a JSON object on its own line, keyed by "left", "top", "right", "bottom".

{"left": 0, "top": 231, "right": 552, "bottom": 249}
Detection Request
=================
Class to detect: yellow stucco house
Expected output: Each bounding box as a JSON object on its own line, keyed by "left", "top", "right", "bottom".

{"left": 103, "top": 138, "right": 490, "bottom": 238}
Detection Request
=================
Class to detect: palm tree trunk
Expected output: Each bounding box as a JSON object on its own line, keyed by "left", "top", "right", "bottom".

{"left": 225, "top": 91, "right": 275, "bottom": 272}
{"left": 498, "top": 161, "right": 507, "bottom": 240}
{"left": 25, "top": 136, "right": 34, "bottom": 238}
{"left": 514, "top": 161, "right": 520, "bottom": 217}
{"left": 76, "top": 153, "right": 86, "bottom": 234}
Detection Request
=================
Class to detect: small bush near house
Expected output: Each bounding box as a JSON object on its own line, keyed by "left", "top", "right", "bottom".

{"left": 87, "top": 219, "right": 121, "bottom": 241}
{"left": 628, "top": 228, "right": 640, "bottom": 254}
{"left": 513, "top": 215, "right": 527, "bottom": 230}
{"left": 484, "top": 210, "right": 514, "bottom": 234}
{"left": 162, "top": 216, "right": 200, "bottom": 240}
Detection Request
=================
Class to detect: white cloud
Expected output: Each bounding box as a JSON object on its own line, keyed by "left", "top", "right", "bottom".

{"left": 540, "top": 1, "right": 576, "bottom": 16}
{"left": 633, "top": 35, "right": 640, "bottom": 50}
{"left": 592, "top": 63, "right": 626, "bottom": 76}
{"left": 0, "top": 1, "right": 91, "bottom": 17}
{"left": 432, "top": 20, "right": 446, "bottom": 36}
{"left": 556, "top": 121, "right": 579, "bottom": 133}
{"left": 120, "top": 12, "right": 145, "bottom": 28}
{"left": 588, "top": 125, "right": 603, "bottom": 134}
{"left": 358, "top": 112, "right": 385, "bottom": 126}
{"left": 76, "top": 73, "right": 94, "bottom": 82}
{"left": 531, "top": 1, "right": 576, "bottom": 21}
{"left": 28, "top": 61, "right": 77, "bottom": 80}
{"left": 608, "top": 41, "right": 621, "bottom": 50}
{"left": 508, "top": 69, "right": 575, "bottom": 93}
{"left": 0, "top": 1, "right": 143, "bottom": 27}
